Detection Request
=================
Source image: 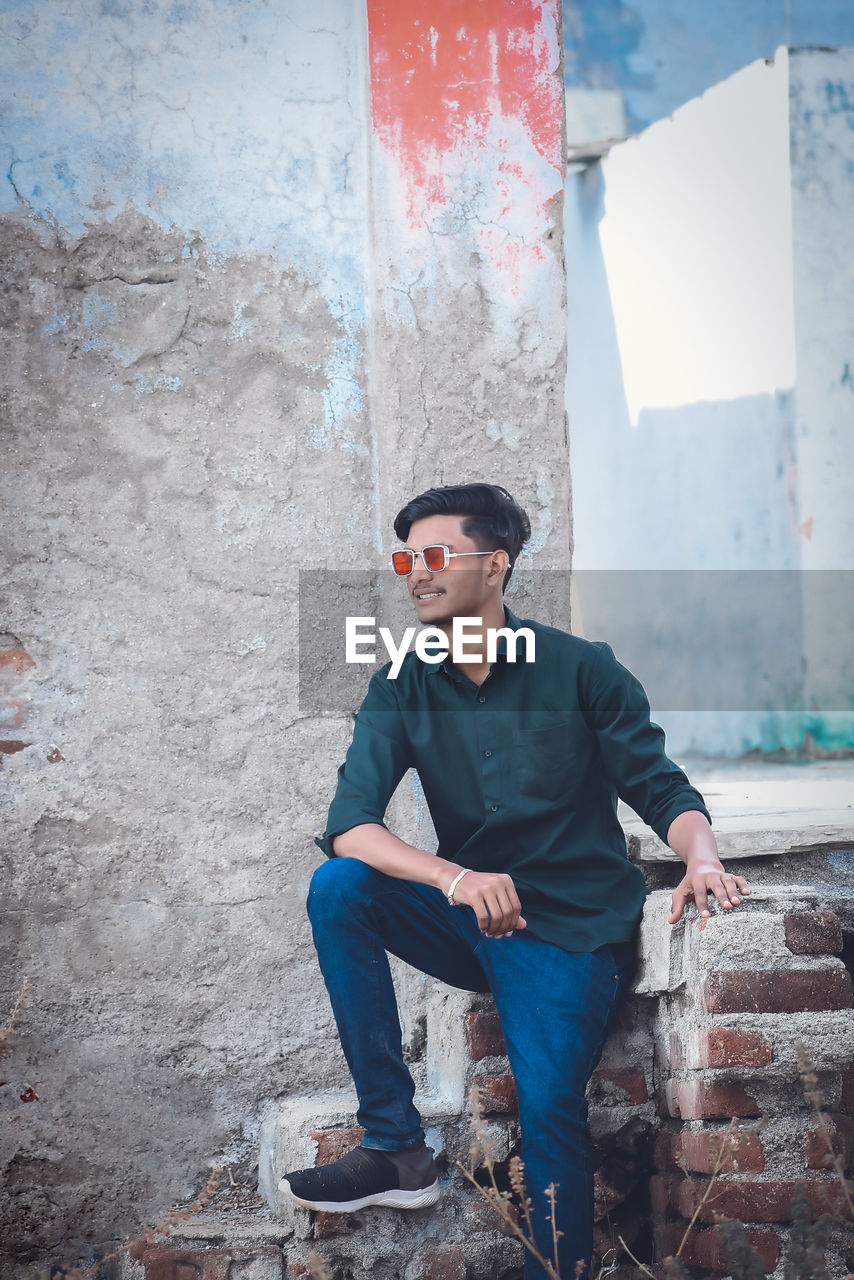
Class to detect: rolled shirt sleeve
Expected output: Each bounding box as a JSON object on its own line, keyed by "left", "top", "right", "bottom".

{"left": 314, "top": 665, "right": 412, "bottom": 858}
{"left": 583, "top": 641, "right": 712, "bottom": 845}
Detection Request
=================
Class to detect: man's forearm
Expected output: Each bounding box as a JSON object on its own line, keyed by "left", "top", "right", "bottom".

{"left": 332, "top": 823, "right": 461, "bottom": 895}
{"left": 666, "top": 809, "right": 723, "bottom": 869}
{"left": 332, "top": 824, "right": 527, "bottom": 938}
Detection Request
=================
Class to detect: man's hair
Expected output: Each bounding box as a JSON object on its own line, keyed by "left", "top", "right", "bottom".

{"left": 393, "top": 482, "right": 531, "bottom": 591}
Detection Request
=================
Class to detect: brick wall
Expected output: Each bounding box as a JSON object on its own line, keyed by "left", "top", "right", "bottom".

{"left": 642, "top": 887, "right": 854, "bottom": 1276}
{"left": 136, "top": 886, "right": 853, "bottom": 1280}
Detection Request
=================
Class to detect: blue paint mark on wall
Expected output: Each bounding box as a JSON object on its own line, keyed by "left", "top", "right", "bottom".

{"left": 0, "top": 0, "right": 368, "bottom": 331}
{"left": 563, "top": 0, "right": 854, "bottom": 132}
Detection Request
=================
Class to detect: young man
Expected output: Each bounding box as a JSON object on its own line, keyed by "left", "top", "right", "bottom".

{"left": 283, "top": 482, "right": 749, "bottom": 1279}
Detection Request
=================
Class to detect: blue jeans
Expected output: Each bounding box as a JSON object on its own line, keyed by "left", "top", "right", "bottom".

{"left": 307, "top": 857, "right": 637, "bottom": 1280}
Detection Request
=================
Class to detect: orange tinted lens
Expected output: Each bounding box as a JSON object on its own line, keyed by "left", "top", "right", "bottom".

{"left": 392, "top": 551, "right": 414, "bottom": 575}
{"left": 422, "top": 545, "right": 447, "bottom": 570}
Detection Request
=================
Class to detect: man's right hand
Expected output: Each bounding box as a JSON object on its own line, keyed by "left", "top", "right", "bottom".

{"left": 445, "top": 869, "right": 526, "bottom": 937}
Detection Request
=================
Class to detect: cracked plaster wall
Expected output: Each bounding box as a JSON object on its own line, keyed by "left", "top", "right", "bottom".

{"left": 0, "top": 0, "right": 568, "bottom": 1268}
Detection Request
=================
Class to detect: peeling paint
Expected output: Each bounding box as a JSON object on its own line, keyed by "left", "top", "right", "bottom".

{"left": 366, "top": 0, "right": 563, "bottom": 294}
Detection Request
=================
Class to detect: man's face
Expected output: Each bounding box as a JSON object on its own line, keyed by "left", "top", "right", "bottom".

{"left": 402, "top": 514, "right": 503, "bottom": 626}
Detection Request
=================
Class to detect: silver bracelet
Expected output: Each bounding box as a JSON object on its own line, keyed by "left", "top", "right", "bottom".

{"left": 446, "top": 867, "right": 471, "bottom": 907}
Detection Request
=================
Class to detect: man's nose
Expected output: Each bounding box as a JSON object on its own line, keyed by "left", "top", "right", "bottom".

{"left": 410, "top": 552, "right": 435, "bottom": 583}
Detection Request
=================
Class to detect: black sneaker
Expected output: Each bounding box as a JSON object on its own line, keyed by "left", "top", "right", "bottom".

{"left": 281, "top": 1142, "right": 440, "bottom": 1212}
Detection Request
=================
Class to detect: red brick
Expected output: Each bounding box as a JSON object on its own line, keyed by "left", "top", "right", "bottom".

{"left": 589, "top": 1067, "right": 648, "bottom": 1105}
{"left": 466, "top": 1009, "right": 506, "bottom": 1060}
{"left": 653, "top": 1131, "right": 679, "bottom": 1172}
{"left": 655, "top": 1224, "right": 779, "bottom": 1273}
{"left": 806, "top": 1114, "right": 854, "bottom": 1173}
{"left": 682, "top": 1129, "right": 764, "bottom": 1174}
{"left": 0, "top": 648, "right": 35, "bottom": 676}
{"left": 693, "top": 1028, "right": 772, "bottom": 1069}
{"left": 666, "top": 1033, "right": 685, "bottom": 1071}
{"left": 702, "top": 968, "right": 853, "bottom": 1014}
{"left": 785, "top": 910, "right": 843, "bottom": 955}
{"left": 407, "top": 1244, "right": 467, "bottom": 1280}
{"left": 670, "top": 1177, "right": 851, "bottom": 1223}
{"left": 309, "top": 1126, "right": 365, "bottom": 1166}
{"left": 133, "top": 1245, "right": 283, "bottom": 1280}
{"left": 313, "top": 1210, "right": 360, "bottom": 1238}
{"left": 0, "top": 739, "right": 28, "bottom": 755}
{"left": 475, "top": 1073, "right": 518, "bottom": 1114}
{"left": 653, "top": 1129, "right": 764, "bottom": 1175}
{"left": 664, "top": 1079, "right": 761, "bottom": 1120}
{"left": 656, "top": 1128, "right": 765, "bottom": 1175}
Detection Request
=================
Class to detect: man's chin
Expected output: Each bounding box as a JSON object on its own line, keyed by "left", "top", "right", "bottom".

{"left": 413, "top": 596, "right": 452, "bottom": 624}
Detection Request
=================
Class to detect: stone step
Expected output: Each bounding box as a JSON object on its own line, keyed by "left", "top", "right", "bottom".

{"left": 621, "top": 757, "right": 854, "bottom": 861}
{"left": 258, "top": 985, "right": 476, "bottom": 1213}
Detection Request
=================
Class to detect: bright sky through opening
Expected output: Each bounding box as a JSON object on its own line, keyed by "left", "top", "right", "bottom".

{"left": 599, "top": 47, "right": 796, "bottom": 428}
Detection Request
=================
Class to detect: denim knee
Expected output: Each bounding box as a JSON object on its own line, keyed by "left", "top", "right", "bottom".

{"left": 515, "top": 1070, "right": 589, "bottom": 1135}
{"left": 306, "top": 854, "right": 379, "bottom": 921}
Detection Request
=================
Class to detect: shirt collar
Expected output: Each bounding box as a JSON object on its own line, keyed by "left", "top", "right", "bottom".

{"left": 428, "top": 603, "right": 523, "bottom": 678}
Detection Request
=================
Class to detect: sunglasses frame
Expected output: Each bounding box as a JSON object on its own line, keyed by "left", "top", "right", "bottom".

{"left": 391, "top": 544, "right": 505, "bottom": 577}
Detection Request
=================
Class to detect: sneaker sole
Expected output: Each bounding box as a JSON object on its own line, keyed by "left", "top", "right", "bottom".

{"left": 280, "top": 1177, "right": 441, "bottom": 1213}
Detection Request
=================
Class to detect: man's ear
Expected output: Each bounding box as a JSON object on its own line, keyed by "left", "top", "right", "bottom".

{"left": 486, "top": 551, "right": 510, "bottom": 585}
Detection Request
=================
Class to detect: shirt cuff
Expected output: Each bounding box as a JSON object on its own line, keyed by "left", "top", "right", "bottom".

{"left": 314, "top": 833, "right": 337, "bottom": 859}
{"left": 651, "top": 798, "right": 712, "bottom": 847}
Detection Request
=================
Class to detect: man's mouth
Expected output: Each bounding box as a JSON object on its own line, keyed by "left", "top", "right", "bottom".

{"left": 414, "top": 590, "right": 443, "bottom": 601}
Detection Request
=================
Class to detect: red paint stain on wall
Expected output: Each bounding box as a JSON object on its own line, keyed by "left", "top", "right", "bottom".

{"left": 367, "top": 0, "right": 562, "bottom": 213}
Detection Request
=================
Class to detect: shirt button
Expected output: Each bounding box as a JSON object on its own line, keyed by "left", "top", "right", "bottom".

{"left": 478, "top": 695, "right": 486, "bottom": 704}
{"left": 484, "top": 749, "right": 493, "bottom": 758}
{"left": 490, "top": 803, "right": 499, "bottom": 812}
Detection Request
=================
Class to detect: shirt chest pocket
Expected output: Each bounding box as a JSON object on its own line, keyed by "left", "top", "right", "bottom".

{"left": 514, "top": 722, "right": 581, "bottom": 802}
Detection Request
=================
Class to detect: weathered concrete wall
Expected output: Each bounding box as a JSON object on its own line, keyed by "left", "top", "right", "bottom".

{"left": 0, "top": 0, "right": 376, "bottom": 1263}
{"left": 0, "top": 0, "right": 567, "bottom": 1271}
{"left": 563, "top": 41, "right": 854, "bottom": 758}
{"left": 365, "top": 0, "right": 570, "bottom": 614}
{"left": 788, "top": 47, "right": 854, "bottom": 751}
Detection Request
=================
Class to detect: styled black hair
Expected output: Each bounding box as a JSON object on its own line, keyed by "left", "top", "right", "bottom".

{"left": 393, "top": 482, "right": 531, "bottom": 591}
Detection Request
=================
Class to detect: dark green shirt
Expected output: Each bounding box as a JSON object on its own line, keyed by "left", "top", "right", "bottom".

{"left": 315, "top": 606, "right": 712, "bottom": 953}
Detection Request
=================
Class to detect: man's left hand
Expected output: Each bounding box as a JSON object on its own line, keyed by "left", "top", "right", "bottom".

{"left": 669, "top": 864, "right": 751, "bottom": 924}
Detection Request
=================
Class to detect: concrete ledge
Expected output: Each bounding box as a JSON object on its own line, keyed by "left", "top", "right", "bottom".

{"left": 621, "top": 759, "right": 854, "bottom": 862}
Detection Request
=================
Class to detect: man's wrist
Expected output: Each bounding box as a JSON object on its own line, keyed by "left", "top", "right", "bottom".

{"left": 682, "top": 852, "right": 726, "bottom": 874}
{"left": 445, "top": 868, "right": 472, "bottom": 905}
{"left": 434, "top": 860, "right": 465, "bottom": 895}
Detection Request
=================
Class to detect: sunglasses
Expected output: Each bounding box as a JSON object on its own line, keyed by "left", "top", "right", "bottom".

{"left": 391, "top": 544, "right": 505, "bottom": 576}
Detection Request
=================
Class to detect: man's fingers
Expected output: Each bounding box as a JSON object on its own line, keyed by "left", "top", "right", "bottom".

{"left": 483, "top": 893, "right": 506, "bottom": 936}
{"left": 668, "top": 882, "right": 691, "bottom": 924}
{"left": 492, "top": 890, "right": 519, "bottom": 936}
{"left": 474, "top": 892, "right": 508, "bottom": 936}
{"left": 669, "top": 869, "right": 751, "bottom": 927}
{"left": 474, "top": 898, "right": 492, "bottom": 933}
{"left": 454, "top": 872, "right": 526, "bottom": 937}
{"left": 708, "top": 872, "right": 751, "bottom": 910}
{"left": 712, "top": 874, "right": 739, "bottom": 908}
